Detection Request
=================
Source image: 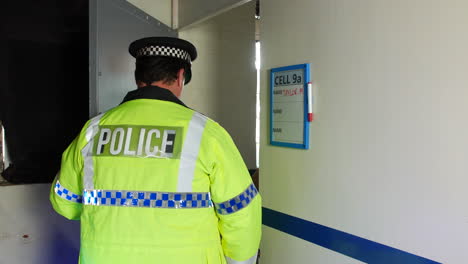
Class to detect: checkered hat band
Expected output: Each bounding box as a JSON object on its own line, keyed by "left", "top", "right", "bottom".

{"left": 214, "top": 183, "right": 259, "bottom": 215}
{"left": 83, "top": 189, "right": 213, "bottom": 209}
{"left": 54, "top": 180, "right": 83, "bottom": 203}
{"left": 136, "top": 45, "right": 192, "bottom": 63}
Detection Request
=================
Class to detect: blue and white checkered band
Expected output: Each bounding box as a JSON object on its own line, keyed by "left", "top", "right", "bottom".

{"left": 54, "top": 181, "right": 83, "bottom": 203}
{"left": 136, "top": 45, "right": 192, "bottom": 64}
{"left": 215, "top": 183, "right": 258, "bottom": 215}
{"left": 83, "top": 189, "right": 213, "bottom": 209}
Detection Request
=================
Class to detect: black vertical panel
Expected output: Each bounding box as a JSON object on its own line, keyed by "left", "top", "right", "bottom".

{"left": 0, "top": 1, "right": 89, "bottom": 183}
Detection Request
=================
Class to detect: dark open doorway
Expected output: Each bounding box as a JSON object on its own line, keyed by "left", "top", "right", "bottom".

{"left": 0, "top": 0, "right": 89, "bottom": 184}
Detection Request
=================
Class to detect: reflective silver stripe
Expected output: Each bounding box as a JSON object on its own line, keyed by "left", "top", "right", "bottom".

{"left": 81, "top": 113, "right": 104, "bottom": 190}
{"left": 83, "top": 189, "right": 212, "bottom": 209}
{"left": 177, "top": 112, "right": 208, "bottom": 192}
{"left": 226, "top": 253, "right": 258, "bottom": 264}
{"left": 54, "top": 180, "right": 83, "bottom": 203}
{"left": 215, "top": 183, "right": 258, "bottom": 215}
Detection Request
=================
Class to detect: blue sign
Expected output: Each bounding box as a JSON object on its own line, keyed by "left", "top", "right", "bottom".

{"left": 270, "top": 64, "right": 310, "bottom": 149}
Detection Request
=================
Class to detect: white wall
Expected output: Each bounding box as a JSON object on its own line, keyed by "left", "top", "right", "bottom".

{"left": 180, "top": 2, "right": 257, "bottom": 169}
{"left": 179, "top": 21, "right": 222, "bottom": 121}
{"left": 260, "top": 0, "right": 468, "bottom": 263}
{"left": 0, "top": 184, "right": 80, "bottom": 264}
{"left": 127, "top": 0, "right": 172, "bottom": 26}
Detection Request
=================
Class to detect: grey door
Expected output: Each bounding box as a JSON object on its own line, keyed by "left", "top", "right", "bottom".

{"left": 89, "top": 0, "right": 177, "bottom": 116}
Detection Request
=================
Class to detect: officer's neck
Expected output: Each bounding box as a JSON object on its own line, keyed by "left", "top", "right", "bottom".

{"left": 137, "top": 80, "right": 183, "bottom": 98}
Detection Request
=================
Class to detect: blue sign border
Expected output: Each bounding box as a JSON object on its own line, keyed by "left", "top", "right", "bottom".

{"left": 270, "top": 63, "right": 310, "bottom": 149}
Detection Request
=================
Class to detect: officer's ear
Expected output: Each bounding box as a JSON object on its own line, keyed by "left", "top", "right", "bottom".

{"left": 177, "top": 68, "right": 185, "bottom": 88}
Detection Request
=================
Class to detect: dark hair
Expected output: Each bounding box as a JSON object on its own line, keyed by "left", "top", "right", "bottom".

{"left": 134, "top": 56, "right": 190, "bottom": 85}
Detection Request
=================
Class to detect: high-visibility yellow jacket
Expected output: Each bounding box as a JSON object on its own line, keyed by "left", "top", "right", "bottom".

{"left": 50, "top": 86, "right": 261, "bottom": 264}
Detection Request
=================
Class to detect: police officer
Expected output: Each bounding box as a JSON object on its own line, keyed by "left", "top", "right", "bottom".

{"left": 50, "top": 37, "right": 262, "bottom": 264}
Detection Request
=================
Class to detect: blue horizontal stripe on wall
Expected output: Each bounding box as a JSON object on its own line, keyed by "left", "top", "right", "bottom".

{"left": 262, "top": 207, "right": 442, "bottom": 264}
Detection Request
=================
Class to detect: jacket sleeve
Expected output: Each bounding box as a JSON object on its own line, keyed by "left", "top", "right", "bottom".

{"left": 205, "top": 122, "right": 262, "bottom": 264}
{"left": 50, "top": 132, "right": 86, "bottom": 220}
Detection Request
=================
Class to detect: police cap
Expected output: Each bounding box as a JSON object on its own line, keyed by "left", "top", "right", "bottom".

{"left": 129, "top": 37, "right": 197, "bottom": 84}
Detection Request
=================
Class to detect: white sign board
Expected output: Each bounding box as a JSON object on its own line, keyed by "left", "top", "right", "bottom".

{"left": 270, "top": 64, "right": 310, "bottom": 149}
